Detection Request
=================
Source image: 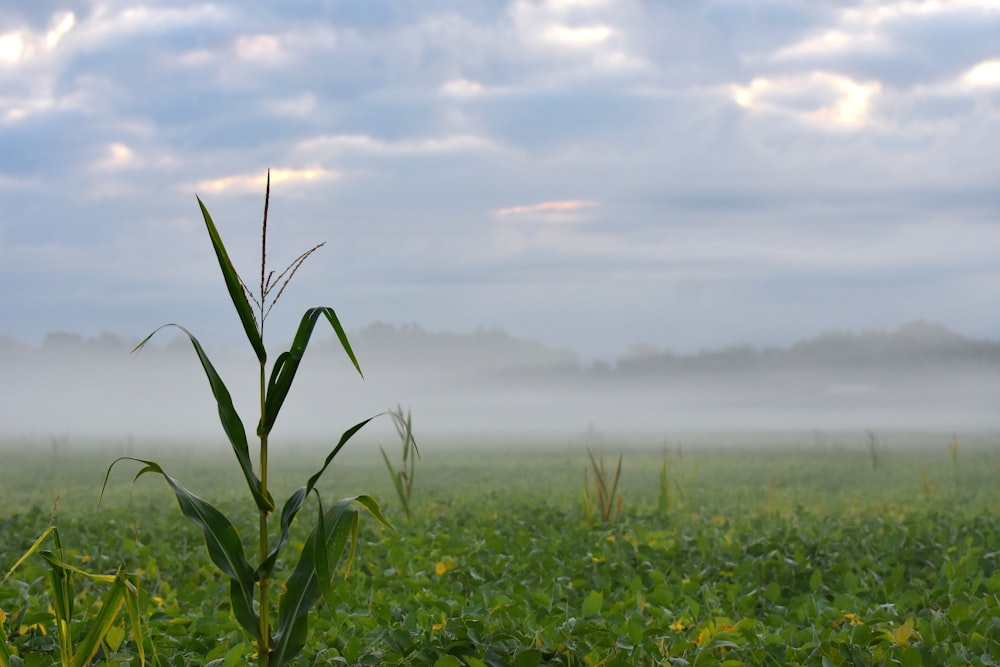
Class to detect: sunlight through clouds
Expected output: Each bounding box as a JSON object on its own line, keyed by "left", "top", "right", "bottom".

{"left": 0, "top": 32, "right": 23, "bottom": 64}
{"left": 196, "top": 168, "right": 333, "bottom": 194}
{"left": 963, "top": 60, "right": 1000, "bottom": 88}
{"left": 544, "top": 24, "right": 612, "bottom": 46}
{"left": 495, "top": 200, "right": 599, "bottom": 218}
{"left": 731, "top": 72, "right": 880, "bottom": 128}
{"left": 440, "top": 78, "right": 485, "bottom": 97}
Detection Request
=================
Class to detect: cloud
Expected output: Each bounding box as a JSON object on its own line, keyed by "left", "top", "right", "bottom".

{"left": 730, "top": 72, "right": 881, "bottom": 127}
{"left": 963, "top": 60, "right": 1000, "bottom": 88}
{"left": 195, "top": 167, "right": 336, "bottom": 194}
{"left": 295, "top": 133, "right": 506, "bottom": 161}
{"left": 440, "top": 78, "right": 485, "bottom": 97}
{"left": 495, "top": 200, "right": 598, "bottom": 217}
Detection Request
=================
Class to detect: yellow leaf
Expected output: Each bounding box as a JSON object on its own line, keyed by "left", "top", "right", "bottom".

{"left": 893, "top": 618, "right": 917, "bottom": 646}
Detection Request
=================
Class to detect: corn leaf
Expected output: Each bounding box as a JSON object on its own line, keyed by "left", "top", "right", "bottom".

{"left": 197, "top": 196, "right": 266, "bottom": 363}
{"left": 69, "top": 572, "right": 127, "bottom": 667}
{"left": 122, "top": 576, "right": 146, "bottom": 666}
{"left": 257, "top": 417, "right": 378, "bottom": 580}
{"left": 379, "top": 446, "right": 407, "bottom": 508}
{"left": 41, "top": 531, "right": 73, "bottom": 659}
{"left": 261, "top": 307, "right": 363, "bottom": 435}
{"left": 270, "top": 498, "right": 359, "bottom": 667}
{"left": 0, "top": 525, "right": 56, "bottom": 586}
{"left": 132, "top": 325, "right": 273, "bottom": 513}
{"left": 107, "top": 457, "right": 260, "bottom": 642}
{"left": 0, "top": 621, "right": 11, "bottom": 667}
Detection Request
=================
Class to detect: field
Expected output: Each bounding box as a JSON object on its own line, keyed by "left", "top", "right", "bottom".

{"left": 2, "top": 431, "right": 999, "bottom": 666}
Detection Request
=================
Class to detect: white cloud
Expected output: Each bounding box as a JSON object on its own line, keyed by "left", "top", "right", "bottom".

{"left": 963, "top": 60, "right": 1000, "bottom": 88}
{"left": 196, "top": 167, "right": 336, "bottom": 194}
{"left": 0, "top": 32, "right": 24, "bottom": 64}
{"left": 233, "top": 34, "right": 287, "bottom": 65}
{"left": 544, "top": 24, "right": 612, "bottom": 46}
{"left": 772, "top": 29, "right": 884, "bottom": 60}
{"left": 266, "top": 93, "right": 318, "bottom": 117}
{"left": 440, "top": 78, "right": 485, "bottom": 97}
{"left": 295, "top": 133, "right": 506, "bottom": 159}
{"left": 96, "top": 142, "right": 138, "bottom": 170}
{"left": 44, "top": 12, "right": 76, "bottom": 49}
{"left": 495, "top": 200, "right": 598, "bottom": 217}
{"left": 731, "top": 72, "right": 881, "bottom": 128}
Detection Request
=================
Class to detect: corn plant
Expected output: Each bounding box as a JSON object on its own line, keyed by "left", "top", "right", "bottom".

{"left": 656, "top": 452, "right": 674, "bottom": 517}
{"left": 102, "top": 173, "right": 389, "bottom": 667}
{"left": 866, "top": 430, "right": 880, "bottom": 470}
{"left": 0, "top": 523, "right": 144, "bottom": 667}
{"left": 379, "top": 405, "right": 419, "bottom": 519}
{"left": 583, "top": 448, "right": 623, "bottom": 526}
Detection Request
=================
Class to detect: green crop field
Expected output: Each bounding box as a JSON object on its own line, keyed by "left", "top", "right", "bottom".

{"left": 2, "top": 431, "right": 999, "bottom": 666}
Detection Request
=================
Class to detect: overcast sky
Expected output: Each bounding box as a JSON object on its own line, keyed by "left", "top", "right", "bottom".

{"left": 2, "top": 0, "right": 999, "bottom": 361}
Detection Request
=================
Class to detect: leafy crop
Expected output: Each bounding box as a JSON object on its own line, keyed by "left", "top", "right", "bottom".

{"left": 102, "top": 174, "right": 389, "bottom": 666}
{"left": 0, "top": 518, "right": 143, "bottom": 667}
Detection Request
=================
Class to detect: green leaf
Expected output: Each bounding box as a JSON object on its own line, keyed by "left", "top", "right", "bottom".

{"left": 0, "top": 610, "right": 12, "bottom": 667}
{"left": 0, "top": 525, "right": 56, "bottom": 587}
{"left": 581, "top": 590, "right": 604, "bottom": 617}
{"left": 70, "top": 572, "right": 126, "bottom": 667}
{"left": 433, "top": 657, "right": 463, "bottom": 667}
{"left": 271, "top": 498, "right": 357, "bottom": 666}
{"left": 107, "top": 457, "right": 260, "bottom": 642}
{"left": 256, "top": 417, "right": 380, "bottom": 581}
{"left": 121, "top": 575, "right": 145, "bottom": 666}
{"left": 261, "top": 307, "right": 363, "bottom": 435}
{"left": 513, "top": 649, "right": 543, "bottom": 667}
{"left": 271, "top": 495, "right": 388, "bottom": 666}
{"left": 104, "top": 624, "right": 125, "bottom": 652}
{"left": 380, "top": 446, "right": 407, "bottom": 508}
{"left": 197, "top": 196, "right": 266, "bottom": 363}
{"left": 304, "top": 417, "right": 378, "bottom": 492}
{"left": 131, "top": 325, "right": 273, "bottom": 513}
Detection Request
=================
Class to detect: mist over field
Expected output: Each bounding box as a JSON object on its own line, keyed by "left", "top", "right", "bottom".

{"left": 2, "top": 319, "right": 997, "bottom": 444}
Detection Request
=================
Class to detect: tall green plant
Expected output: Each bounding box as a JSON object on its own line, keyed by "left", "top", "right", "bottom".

{"left": 102, "top": 172, "right": 389, "bottom": 667}
{"left": 379, "top": 405, "right": 419, "bottom": 519}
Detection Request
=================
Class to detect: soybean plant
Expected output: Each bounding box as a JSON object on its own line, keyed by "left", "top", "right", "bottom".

{"left": 103, "top": 173, "right": 389, "bottom": 667}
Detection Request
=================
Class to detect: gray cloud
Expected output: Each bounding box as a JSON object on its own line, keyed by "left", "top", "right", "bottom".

{"left": 0, "top": 0, "right": 997, "bottom": 362}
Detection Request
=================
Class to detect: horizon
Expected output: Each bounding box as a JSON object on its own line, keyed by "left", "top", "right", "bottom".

{"left": 2, "top": 316, "right": 996, "bottom": 364}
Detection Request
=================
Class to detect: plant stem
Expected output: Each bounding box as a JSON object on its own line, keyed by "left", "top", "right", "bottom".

{"left": 259, "top": 358, "right": 270, "bottom": 665}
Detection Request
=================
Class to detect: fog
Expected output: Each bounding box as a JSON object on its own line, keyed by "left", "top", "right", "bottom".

{"left": 1, "top": 320, "right": 998, "bottom": 447}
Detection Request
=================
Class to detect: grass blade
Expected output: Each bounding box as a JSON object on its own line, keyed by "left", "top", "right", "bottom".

{"left": 132, "top": 324, "right": 273, "bottom": 513}
{"left": 197, "top": 196, "right": 266, "bottom": 363}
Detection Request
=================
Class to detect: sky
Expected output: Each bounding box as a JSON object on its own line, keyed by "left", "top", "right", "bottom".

{"left": 1, "top": 0, "right": 999, "bottom": 362}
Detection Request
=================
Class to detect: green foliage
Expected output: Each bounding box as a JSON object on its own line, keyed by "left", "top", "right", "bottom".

{"left": 102, "top": 174, "right": 389, "bottom": 667}
{"left": 4, "top": 441, "right": 1000, "bottom": 664}
{"left": 0, "top": 522, "right": 144, "bottom": 667}
{"left": 380, "top": 406, "right": 419, "bottom": 519}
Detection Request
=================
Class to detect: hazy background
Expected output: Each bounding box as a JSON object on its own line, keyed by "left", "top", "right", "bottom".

{"left": 1, "top": 2, "right": 998, "bottom": 444}
{"left": 2, "top": 320, "right": 997, "bottom": 442}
